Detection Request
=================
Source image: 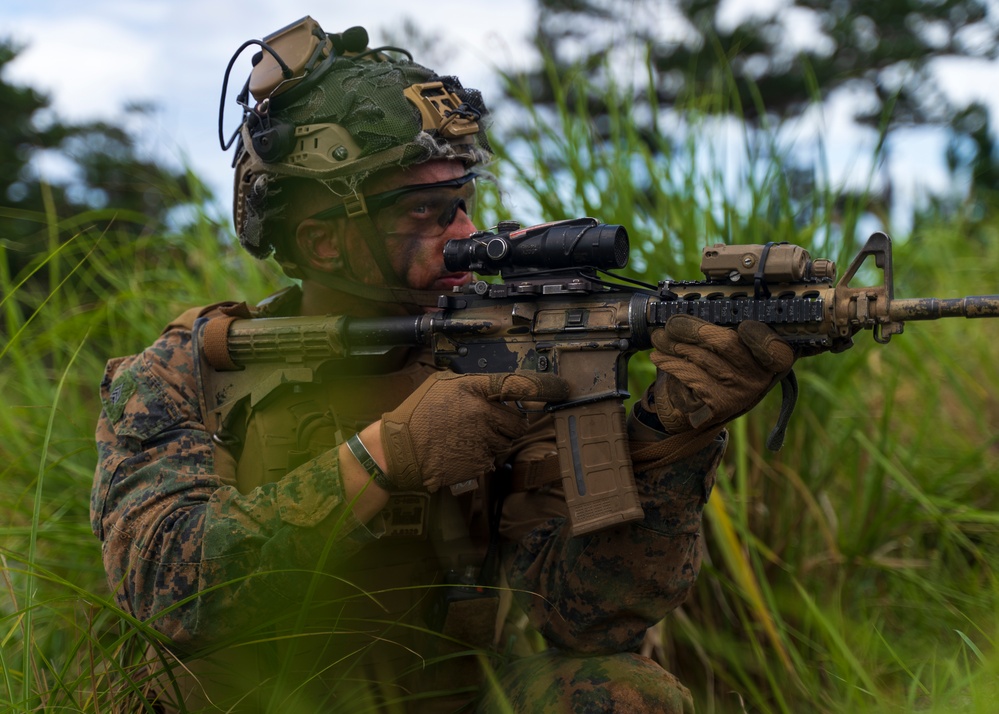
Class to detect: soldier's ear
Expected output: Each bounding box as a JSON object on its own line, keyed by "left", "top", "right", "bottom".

{"left": 295, "top": 219, "right": 343, "bottom": 272}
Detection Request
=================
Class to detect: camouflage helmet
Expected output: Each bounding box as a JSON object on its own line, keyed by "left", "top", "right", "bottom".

{"left": 222, "top": 16, "right": 492, "bottom": 261}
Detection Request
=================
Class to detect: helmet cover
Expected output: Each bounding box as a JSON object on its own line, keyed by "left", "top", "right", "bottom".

{"left": 228, "top": 17, "right": 492, "bottom": 260}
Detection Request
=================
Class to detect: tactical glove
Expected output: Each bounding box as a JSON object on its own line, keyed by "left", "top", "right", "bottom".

{"left": 645, "top": 315, "right": 794, "bottom": 434}
{"left": 381, "top": 371, "right": 568, "bottom": 492}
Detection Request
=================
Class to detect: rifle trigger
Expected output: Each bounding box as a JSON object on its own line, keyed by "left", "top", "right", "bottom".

{"left": 766, "top": 370, "right": 798, "bottom": 452}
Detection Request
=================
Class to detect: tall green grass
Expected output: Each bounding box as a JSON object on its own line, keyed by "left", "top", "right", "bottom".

{"left": 0, "top": 194, "right": 289, "bottom": 711}
{"left": 2, "top": 54, "right": 998, "bottom": 712}
{"left": 495, "top": 54, "right": 999, "bottom": 713}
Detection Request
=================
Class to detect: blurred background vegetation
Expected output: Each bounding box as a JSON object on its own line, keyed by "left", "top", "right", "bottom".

{"left": 2, "top": 1, "right": 998, "bottom": 711}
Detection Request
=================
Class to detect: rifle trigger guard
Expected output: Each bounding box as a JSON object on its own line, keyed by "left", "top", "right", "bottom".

{"left": 544, "top": 390, "right": 630, "bottom": 413}
{"left": 507, "top": 399, "right": 547, "bottom": 415}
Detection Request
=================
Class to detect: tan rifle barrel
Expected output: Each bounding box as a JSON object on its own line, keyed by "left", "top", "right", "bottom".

{"left": 888, "top": 296, "right": 999, "bottom": 322}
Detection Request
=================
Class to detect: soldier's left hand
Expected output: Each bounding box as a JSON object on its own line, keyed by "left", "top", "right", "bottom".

{"left": 645, "top": 315, "right": 795, "bottom": 434}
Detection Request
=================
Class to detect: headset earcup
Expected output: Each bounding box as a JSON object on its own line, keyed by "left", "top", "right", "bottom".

{"left": 251, "top": 121, "right": 296, "bottom": 163}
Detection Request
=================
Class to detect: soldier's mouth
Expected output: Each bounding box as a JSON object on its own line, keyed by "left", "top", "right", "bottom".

{"left": 434, "top": 272, "right": 472, "bottom": 290}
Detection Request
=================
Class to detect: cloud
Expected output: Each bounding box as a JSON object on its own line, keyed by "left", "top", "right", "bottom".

{"left": 3, "top": 1, "right": 535, "bottom": 206}
{"left": 5, "top": 15, "right": 158, "bottom": 120}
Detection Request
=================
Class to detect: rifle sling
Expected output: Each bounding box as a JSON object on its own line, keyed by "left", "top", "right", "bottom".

{"left": 202, "top": 315, "right": 241, "bottom": 371}
{"left": 766, "top": 370, "right": 798, "bottom": 451}
{"left": 508, "top": 426, "right": 728, "bottom": 492}
{"left": 629, "top": 427, "right": 725, "bottom": 471}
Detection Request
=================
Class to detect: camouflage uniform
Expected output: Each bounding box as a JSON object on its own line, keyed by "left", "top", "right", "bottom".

{"left": 481, "top": 651, "right": 695, "bottom": 714}
{"left": 92, "top": 285, "right": 726, "bottom": 712}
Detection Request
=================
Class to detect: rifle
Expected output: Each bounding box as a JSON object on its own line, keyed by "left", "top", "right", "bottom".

{"left": 198, "top": 218, "right": 999, "bottom": 537}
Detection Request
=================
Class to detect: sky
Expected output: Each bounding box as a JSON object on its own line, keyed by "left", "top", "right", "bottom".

{"left": 2, "top": 0, "right": 537, "bottom": 210}
{"left": 5, "top": 0, "right": 999, "bottom": 229}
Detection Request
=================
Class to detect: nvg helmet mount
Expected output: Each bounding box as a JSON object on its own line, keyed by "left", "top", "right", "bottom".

{"left": 220, "top": 15, "right": 491, "bottom": 294}
{"left": 219, "top": 19, "right": 414, "bottom": 161}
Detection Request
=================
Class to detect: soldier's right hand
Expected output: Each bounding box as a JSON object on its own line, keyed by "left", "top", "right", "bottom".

{"left": 380, "top": 371, "right": 568, "bottom": 492}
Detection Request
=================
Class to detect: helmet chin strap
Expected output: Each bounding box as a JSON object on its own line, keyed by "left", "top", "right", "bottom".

{"left": 289, "top": 213, "right": 450, "bottom": 312}
{"left": 345, "top": 212, "right": 407, "bottom": 289}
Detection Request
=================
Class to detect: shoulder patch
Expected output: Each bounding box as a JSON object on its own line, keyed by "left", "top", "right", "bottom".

{"left": 103, "top": 371, "right": 137, "bottom": 424}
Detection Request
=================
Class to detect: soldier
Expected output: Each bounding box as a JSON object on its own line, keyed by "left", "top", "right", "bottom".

{"left": 91, "top": 16, "right": 794, "bottom": 713}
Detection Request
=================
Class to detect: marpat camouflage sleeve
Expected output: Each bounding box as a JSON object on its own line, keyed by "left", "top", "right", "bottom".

{"left": 504, "top": 431, "right": 726, "bottom": 654}
{"left": 91, "top": 325, "right": 372, "bottom": 648}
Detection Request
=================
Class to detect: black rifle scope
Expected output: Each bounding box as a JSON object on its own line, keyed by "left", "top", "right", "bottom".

{"left": 443, "top": 218, "right": 629, "bottom": 275}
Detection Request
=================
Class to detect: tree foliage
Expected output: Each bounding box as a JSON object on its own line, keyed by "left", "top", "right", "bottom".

{"left": 0, "top": 39, "right": 211, "bottom": 282}
{"left": 522, "top": 0, "right": 998, "bottom": 124}
{"left": 508, "top": 0, "right": 999, "bottom": 208}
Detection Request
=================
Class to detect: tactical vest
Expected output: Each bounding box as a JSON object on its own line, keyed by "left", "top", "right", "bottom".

{"left": 167, "top": 295, "right": 506, "bottom": 711}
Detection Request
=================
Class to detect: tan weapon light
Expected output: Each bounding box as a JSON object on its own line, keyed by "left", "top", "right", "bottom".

{"left": 702, "top": 243, "right": 836, "bottom": 284}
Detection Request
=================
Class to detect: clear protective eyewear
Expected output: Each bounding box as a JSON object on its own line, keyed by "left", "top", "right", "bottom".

{"left": 309, "top": 172, "right": 478, "bottom": 237}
